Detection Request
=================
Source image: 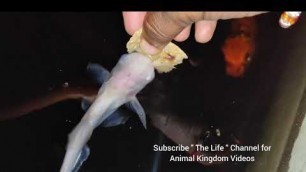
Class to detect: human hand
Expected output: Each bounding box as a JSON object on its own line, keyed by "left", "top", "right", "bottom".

{"left": 123, "top": 12, "right": 267, "bottom": 54}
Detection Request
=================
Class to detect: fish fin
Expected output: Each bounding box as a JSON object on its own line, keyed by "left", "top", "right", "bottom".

{"left": 72, "top": 145, "right": 90, "bottom": 172}
{"left": 83, "top": 62, "right": 133, "bottom": 128}
{"left": 87, "top": 63, "right": 110, "bottom": 86}
{"left": 81, "top": 99, "right": 92, "bottom": 111}
{"left": 101, "top": 110, "right": 130, "bottom": 127}
{"left": 82, "top": 62, "right": 111, "bottom": 112}
{"left": 126, "top": 97, "right": 147, "bottom": 129}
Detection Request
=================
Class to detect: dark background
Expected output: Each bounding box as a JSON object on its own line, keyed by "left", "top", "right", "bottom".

{"left": 0, "top": 12, "right": 303, "bottom": 172}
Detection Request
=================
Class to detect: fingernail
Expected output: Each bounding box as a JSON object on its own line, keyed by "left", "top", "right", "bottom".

{"left": 140, "top": 39, "right": 160, "bottom": 55}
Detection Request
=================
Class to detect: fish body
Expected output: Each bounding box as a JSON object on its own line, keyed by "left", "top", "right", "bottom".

{"left": 60, "top": 53, "right": 155, "bottom": 172}
{"left": 222, "top": 17, "right": 256, "bottom": 77}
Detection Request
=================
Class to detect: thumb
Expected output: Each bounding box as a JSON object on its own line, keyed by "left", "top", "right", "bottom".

{"left": 141, "top": 12, "right": 204, "bottom": 54}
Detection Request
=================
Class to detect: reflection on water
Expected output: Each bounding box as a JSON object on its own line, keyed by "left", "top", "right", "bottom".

{"left": 0, "top": 12, "right": 305, "bottom": 172}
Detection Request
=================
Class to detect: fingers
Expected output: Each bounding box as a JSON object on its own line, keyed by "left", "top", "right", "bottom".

{"left": 202, "top": 11, "right": 267, "bottom": 20}
{"left": 123, "top": 12, "right": 147, "bottom": 35}
{"left": 195, "top": 20, "right": 217, "bottom": 43}
{"left": 136, "top": 12, "right": 267, "bottom": 55}
{"left": 174, "top": 25, "right": 191, "bottom": 42}
{"left": 141, "top": 12, "right": 204, "bottom": 54}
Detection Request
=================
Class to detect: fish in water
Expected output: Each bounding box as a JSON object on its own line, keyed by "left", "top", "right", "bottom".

{"left": 221, "top": 17, "right": 257, "bottom": 78}
{"left": 60, "top": 53, "right": 155, "bottom": 172}
{"left": 81, "top": 62, "right": 232, "bottom": 169}
{"left": 81, "top": 63, "right": 148, "bottom": 127}
{"left": 0, "top": 55, "right": 239, "bottom": 170}
{"left": 81, "top": 63, "right": 232, "bottom": 168}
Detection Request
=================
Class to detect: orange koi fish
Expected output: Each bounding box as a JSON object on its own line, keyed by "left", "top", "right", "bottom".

{"left": 221, "top": 17, "right": 257, "bottom": 78}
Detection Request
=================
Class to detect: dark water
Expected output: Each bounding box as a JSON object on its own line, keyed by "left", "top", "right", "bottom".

{"left": 0, "top": 12, "right": 305, "bottom": 172}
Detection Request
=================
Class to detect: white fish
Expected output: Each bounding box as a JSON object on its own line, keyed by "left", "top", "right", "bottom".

{"left": 60, "top": 53, "right": 155, "bottom": 172}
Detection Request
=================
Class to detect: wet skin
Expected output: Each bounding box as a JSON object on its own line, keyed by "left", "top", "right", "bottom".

{"left": 60, "top": 53, "right": 155, "bottom": 172}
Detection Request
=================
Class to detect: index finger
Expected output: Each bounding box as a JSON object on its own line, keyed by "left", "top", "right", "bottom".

{"left": 123, "top": 12, "right": 147, "bottom": 35}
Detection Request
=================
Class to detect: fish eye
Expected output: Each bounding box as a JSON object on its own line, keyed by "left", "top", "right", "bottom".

{"left": 145, "top": 70, "right": 155, "bottom": 81}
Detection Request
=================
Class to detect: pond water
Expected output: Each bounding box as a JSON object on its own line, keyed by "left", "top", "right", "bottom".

{"left": 0, "top": 12, "right": 305, "bottom": 172}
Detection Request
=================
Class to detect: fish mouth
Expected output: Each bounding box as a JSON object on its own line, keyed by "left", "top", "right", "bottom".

{"left": 226, "top": 64, "right": 245, "bottom": 78}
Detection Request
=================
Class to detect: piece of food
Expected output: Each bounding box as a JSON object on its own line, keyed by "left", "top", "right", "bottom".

{"left": 127, "top": 28, "right": 188, "bottom": 73}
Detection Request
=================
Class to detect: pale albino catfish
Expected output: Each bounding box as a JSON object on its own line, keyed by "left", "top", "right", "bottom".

{"left": 60, "top": 53, "right": 155, "bottom": 172}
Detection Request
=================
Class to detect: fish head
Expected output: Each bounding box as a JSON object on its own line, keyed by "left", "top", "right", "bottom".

{"left": 222, "top": 35, "right": 254, "bottom": 77}
{"left": 108, "top": 53, "right": 155, "bottom": 97}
